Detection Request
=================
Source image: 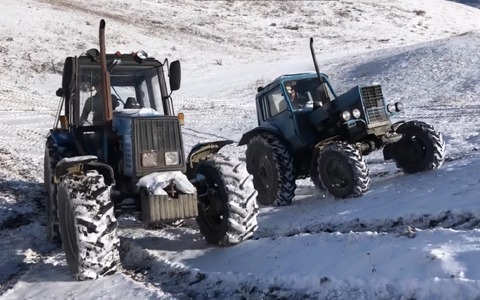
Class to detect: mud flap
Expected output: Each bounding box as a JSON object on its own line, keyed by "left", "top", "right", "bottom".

{"left": 54, "top": 155, "right": 115, "bottom": 186}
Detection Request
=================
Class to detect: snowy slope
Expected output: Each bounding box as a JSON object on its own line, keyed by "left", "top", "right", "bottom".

{"left": 1, "top": 0, "right": 480, "bottom": 299}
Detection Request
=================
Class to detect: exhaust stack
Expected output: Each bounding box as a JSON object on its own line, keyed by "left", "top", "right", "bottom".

{"left": 309, "top": 38, "right": 330, "bottom": 108}
{"left": 99, "top": 19, "right": 113, "bottom": 124}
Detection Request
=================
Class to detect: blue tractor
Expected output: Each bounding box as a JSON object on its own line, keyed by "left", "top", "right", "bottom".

{"left": 239, "top": 38, "right": 445, "bottom": 206}
{"left": 44, "top": 20, "right": 258, "bottom": 280}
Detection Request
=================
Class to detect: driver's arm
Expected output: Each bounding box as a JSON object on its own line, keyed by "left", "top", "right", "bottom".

{"left": 80, "top": 97, "right": 92, "bottom": 124}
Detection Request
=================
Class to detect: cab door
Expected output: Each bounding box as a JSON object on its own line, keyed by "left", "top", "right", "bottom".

{"left": 259, "top": 85, "right": 303, "bottom": 150}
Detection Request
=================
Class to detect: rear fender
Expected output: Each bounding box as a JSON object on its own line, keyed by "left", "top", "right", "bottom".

{"left": 238, "top": 126, "right": 287, "bottom": 147}
{"left": 48, "top": 130, "right": 75, "bottom": 151}
{"left": 54, "top": 155, "right": 115, "bottom": 186}
{"left": 186, "top": 140, "right": 233, "bottom": 178}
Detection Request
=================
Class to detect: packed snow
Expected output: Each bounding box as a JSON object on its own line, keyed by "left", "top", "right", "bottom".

{"left": 1, "top": 0, "right": 480, "bottom": 299}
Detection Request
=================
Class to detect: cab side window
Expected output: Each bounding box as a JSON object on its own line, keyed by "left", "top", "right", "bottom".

{"left": 266, "top": 86, "right": 287, "bottom": 118}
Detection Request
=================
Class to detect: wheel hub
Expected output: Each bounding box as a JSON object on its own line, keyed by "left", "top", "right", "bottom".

{"left": 200, "top": 186, "right": 224, "bottom": 229}
{"left": 404, "top": 136, "right": 426, "bottom": 162}
{"left": 325, "top": 157, "right": 349, "bottom": 188}
{"left": 258, "top": 154, "right": 274, "bottom": 190}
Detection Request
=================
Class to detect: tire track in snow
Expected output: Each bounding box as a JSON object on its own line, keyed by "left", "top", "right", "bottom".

{"left": 253, "top": 210, "right": 480, "bottom": 241}
{"left": 0, "top": 110, "right": 53, "bottom": 162}
{"left": 117, "top": 226, "right": 480, "bottom": 300}
{"left": 0, "top": 147, "right": 58, "bottom": 295}
{"left": 117, "top": 236, "right": 348, "bottom": 300}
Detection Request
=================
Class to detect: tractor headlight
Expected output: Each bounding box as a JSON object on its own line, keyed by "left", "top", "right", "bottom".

{"left": 141, "top": 151, "right": 158, "bottom": 167}
{"left": 395, "top": 101, "right": 404, "bottom": 112}
{"left": 352, "top": 108, "right": 361, "bottom": 119}
{"left": 165, "top": 151, "right": 180, "bottom": 166}
{"left": 387, "top": 103, "right": 396, "bottom": 113}
{"left": 341, "top": 110, "right": 351, "bottom": 121}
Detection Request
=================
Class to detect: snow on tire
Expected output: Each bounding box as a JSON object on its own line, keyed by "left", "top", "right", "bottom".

{"left": 57, "top": 171, "right": 120, "bottom": 280}
{"left": 317, "top": 141, "right": 370, "bottom": 198}
{"left": 196, "top": 153, "right": 258, "bottom": 246}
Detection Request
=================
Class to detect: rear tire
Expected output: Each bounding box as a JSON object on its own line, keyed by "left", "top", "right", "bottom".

{"left": 57, "top": 171, "right": 120, "bottom": 280}
{"left": 317, "top": 142, "right": 370, "bottom": 198}
{"left": 196, "top": 154, "right": 258, "bottom": 246}
{"left": 391, "top": 121, "right": 446, "bottom": 173}
{"left": 245, "top": 135, "right": 296, "bottom": 206}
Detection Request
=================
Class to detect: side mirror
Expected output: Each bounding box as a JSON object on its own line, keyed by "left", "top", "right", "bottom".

{"left": 169, "top": 60, "right": 181, "bottom": 91}
{"left": 56, "top": 88, "right": 64, "bottom": 97}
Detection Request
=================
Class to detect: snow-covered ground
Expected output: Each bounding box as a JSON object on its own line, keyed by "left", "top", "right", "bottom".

{"left": 1, "top": 0, "right": 480, "bottom": 299}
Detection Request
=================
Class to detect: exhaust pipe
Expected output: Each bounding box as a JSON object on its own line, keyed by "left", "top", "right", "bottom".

{"left": 309, "top": 38, "right": 331, "bottom": 108}
{"left": 99, "top": 19, "right": 113, "bottom": 124}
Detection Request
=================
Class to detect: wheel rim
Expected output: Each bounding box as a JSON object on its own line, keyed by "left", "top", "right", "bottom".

{"left": 248, "top": 148, "right": 276, "bottom": 204}
{"left": 257, "top": 154, "right": 275, "bottom": 194}
{"left": 200, "top": 177, "right": 225, "bottom": 229}
{"left": 324, "top": 156, "right": 352, "bottom": 191}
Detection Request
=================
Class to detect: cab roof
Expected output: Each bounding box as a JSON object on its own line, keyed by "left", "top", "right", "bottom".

{"left": 257, "top": 72, "right": 328, "bottom": 96}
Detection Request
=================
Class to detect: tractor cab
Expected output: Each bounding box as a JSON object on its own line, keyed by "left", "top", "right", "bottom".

{"left": 75, "top": 51, "right": 181, "bottom": 126}
{"left": 256, "top": 73, "right": 337, "bottom": 121}
{"left": 253, "top": 72, "right": 337, "bottom": 150}
{"left": 55, "top": 50, "right": 183, "bottom": 173}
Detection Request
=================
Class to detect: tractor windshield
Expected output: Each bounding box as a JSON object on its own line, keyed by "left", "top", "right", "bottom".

{"left": 78, "top": 64, "right": 166, "bottom": 126}
{"left": 284, "top": 77, "right": 336, "bottom": 110}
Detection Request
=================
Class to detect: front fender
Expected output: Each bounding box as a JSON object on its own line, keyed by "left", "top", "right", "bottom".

{"left": 54, "top": 155, "right": 115, "bottom": 186}
{"left": 48, "top": 130, "right": 76, "bottom": 152}
{"left": 391, "top": 120, "right": 406, "bottom": 131}
{"left": 186, "top": 140, "right": 233, "bottom": 178}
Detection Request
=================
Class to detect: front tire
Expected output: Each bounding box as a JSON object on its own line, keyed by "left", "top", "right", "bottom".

{"left": 245, "top": 135, "right": 296, "bottom": 206}
{"left": 196, "top": 154, "right": 258, "bottom": 246}
{"left": 57, "top": 171, "right": 120, "bottom": 280}
{"left": 310, "top": 147, "right": 325, "bottom": 190}
{"left": 391, "top": 121, "right": 446, "bottom": 173}
{"left": 317, "top": 142, "right": 370, "bottom": 198}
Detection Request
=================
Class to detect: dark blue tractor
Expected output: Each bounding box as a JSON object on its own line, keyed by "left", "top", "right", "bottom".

{"left": 239, "top": 38, "right": 445, "bottom": 206}
{"left": 44, "top": 20, "right": 258, "bottom": 281}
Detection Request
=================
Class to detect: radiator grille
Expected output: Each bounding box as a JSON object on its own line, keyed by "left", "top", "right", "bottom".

{"left": 133, "top": 117, "right": 184, "bottom": 170}
{"left": 361, "top": 86, "right": 389, "bottom": 124}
